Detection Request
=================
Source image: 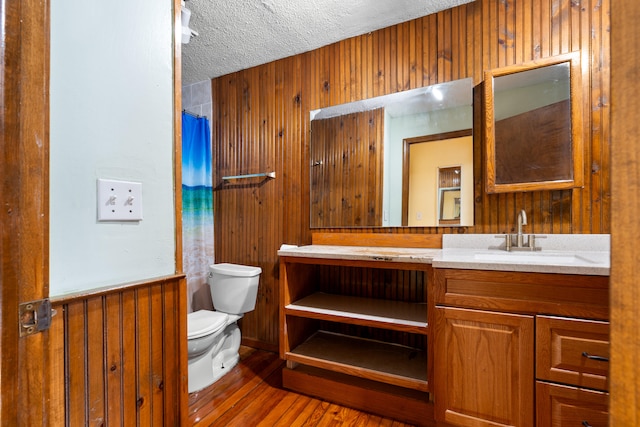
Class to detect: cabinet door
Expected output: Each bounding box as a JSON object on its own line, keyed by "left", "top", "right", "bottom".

{"left": 434, "top": 306, "right": 535, "bottom": 427}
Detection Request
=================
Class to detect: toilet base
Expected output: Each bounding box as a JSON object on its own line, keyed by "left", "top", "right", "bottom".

{"left": 209, "top": 350, "right": 240, "bottom": 383}
{"left": 188, "top": 320, "right": 242, "bottom": 393}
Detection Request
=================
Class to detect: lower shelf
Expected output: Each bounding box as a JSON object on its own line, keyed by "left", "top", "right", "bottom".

{"left": 283, "top": 364, "right": 433, "bottom": 427}
{"left": 285, "top": 330, "right": 428, "bottom": 391}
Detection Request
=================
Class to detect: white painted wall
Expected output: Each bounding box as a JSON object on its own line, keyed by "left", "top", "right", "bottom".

{"left": 50, "top": 0, "right": 175, "bottom": 296}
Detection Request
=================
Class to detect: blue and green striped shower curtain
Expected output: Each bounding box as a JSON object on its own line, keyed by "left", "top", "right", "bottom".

{"left": 182, "top": 112, "right": 214, "bottom": 311}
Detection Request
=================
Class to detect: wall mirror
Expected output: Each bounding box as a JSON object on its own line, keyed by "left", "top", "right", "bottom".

{"left": 483, "top": 52, "right": 583, "bottom": 193}
{"left": 310, "top": 78, "right": 473, "bottom": 228}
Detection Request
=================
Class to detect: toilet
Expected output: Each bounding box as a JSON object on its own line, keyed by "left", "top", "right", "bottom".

{"left": 187, "top": 263, "right": 261, "bottom": 393}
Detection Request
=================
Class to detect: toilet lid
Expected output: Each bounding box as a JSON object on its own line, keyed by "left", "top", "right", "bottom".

{"left": 188, "top": 310, "right": 228, "bottom": 339}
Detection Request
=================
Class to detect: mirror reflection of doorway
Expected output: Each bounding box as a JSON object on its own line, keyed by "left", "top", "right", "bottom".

{"left": 437, "top": 166, "right": 461, "bottom": 225}
{"left": 401, "top": 130, "right": 472, "bottom": 227}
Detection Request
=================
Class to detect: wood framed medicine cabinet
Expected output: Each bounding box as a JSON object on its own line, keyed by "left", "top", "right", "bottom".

{"left": 483, "top": 52, "right": 584, "bottom": 193}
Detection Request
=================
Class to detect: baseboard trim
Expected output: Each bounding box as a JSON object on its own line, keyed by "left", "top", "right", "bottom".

{"left": 282, "top": 365, "right": 435, "bottom": 427}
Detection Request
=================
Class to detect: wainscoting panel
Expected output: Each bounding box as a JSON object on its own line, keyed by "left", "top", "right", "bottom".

{"left": 211, "top": 0, "right": 610, "bottom": 349}
{"left": 49, "top": 275, "right": 187, "bottom": 426}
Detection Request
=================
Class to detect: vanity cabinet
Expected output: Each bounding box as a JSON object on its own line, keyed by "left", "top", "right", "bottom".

{"left": 279, "top": 249, "right": 434, "bottom": 426}
{"left": 433, "top": 268, "right": 609, "bottom": 427}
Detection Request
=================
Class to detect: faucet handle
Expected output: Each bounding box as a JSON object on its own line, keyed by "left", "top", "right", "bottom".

{"left": 527, "top": 234, "right": 546, "bottom": 251}
{"left": 495, "top": 234, "right": 512, "bottom": 251}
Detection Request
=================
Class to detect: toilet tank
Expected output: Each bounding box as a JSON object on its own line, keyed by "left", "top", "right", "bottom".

{"left": 208, "top": 263, "right": 261, "bottom": 314}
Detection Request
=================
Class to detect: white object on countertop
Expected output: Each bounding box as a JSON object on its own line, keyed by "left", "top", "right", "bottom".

{"left": 279, "top": 244, "right": 299, "bottom": 251}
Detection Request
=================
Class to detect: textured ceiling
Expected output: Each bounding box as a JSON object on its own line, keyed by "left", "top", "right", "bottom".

{"left": 181, "top": 0, "right": 474, "bottom": 85}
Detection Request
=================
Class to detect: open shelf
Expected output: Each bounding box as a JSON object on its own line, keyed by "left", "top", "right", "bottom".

{"left": 285, "top": 292, "right": 428, "bottom": 334}
{"left": 286, "top": 330, "right": 428, "bottom": 392}
{"left": 279, "top": 247, "right": 433, "bottom": 419}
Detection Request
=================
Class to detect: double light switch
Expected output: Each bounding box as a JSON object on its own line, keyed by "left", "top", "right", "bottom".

{"left": 97, "top": 178, "right": 143, "bottom": 221}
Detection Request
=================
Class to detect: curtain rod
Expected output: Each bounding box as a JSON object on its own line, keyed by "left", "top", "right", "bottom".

{"left": 182, "top": 109, "right": 203, "bottom": 119}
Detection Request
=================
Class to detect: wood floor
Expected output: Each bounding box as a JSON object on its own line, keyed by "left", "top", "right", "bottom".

{"left": 188, "top": 346, "right": 416, "bottom": 426}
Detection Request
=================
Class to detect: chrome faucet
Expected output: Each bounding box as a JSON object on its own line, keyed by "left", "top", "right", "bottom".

{"left": 496, "top": 209, "right": 543, "bottom": 251}
{"left": 516, "top": 209, "right": 527, "bottom": 248}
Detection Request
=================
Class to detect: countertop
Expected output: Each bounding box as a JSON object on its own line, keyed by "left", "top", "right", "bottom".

{"left": 277, "top": 244, "right": 441, "bottom": 264}
{"left": 431, "top": 247, "right": 610, "bottom": 276}
{"left": 278, "top": 234, "right": 610, "bottom": 276}
{"left": 433, "top": 233, "right": 610, "bottom": 276}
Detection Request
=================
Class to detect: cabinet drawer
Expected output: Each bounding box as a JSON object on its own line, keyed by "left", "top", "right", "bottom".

{"left": 536, "top": 381, "right": 608, "bottom": 427}
{"left": 536, "top": 316, "right": 609, "bottom": 390}
{"left": 433, "top": 269, "right": 609, "bottom": 319}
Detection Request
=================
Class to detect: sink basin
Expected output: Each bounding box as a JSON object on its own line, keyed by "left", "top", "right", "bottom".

{"left": 474, "top": 252, "right": 594, "bottom": 264}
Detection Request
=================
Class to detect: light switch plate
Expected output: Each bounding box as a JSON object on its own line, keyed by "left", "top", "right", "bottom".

{"left": 97, "top": 179, "right": 143, "bottom": 221}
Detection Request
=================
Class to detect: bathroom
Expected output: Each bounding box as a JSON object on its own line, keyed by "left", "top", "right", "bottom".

{"left": 3, "top": 0, "right": 636, "bottom": 425}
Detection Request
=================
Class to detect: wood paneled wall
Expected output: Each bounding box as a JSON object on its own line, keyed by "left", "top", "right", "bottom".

{"left": 49, "top": 276, "right": 188, "bottom": 426}
{"left": 610, "top": 1, "right": 640, "bottom": 424}
{"left": 310, "top": 108, "right": 384, "bottom": 227}
{"left": 211, "top": 0, "right": 610, "bottom": 349}
{"left": 495, "top": 100, "right": 572, "bottom": 184}
{"left": 317, "top": 265, "right": 427, "bottom": 349}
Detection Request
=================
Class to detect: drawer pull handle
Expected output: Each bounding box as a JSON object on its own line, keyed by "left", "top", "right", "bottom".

{"left": 582, "top": 351, "right": 609, "bottom": 362}
{"left": 582, "top": 421, "right": 593, "bottom": 427}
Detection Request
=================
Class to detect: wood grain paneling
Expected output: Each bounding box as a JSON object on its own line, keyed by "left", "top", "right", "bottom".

{"left": 495, "top": 100, "right": 572, "bottom": 184}
{"left": 316, "top": 264, "right": 427, "bottom": 349}
{"left": 0, "top": 0, "right": 51, "bottom": 424}
{"left": 610, "top": 1, "right": 640, "bottom": 425}
{"left": 312, "top": 232, "right": 442, "bottom": 248}
{"left": 310, "top": 108, "right": 384, "bottom": 227}
{"left": 211, "top": 0, "right": 610, "bottom": 349}
{"left": 48, "top": 275, "right": 187, "bottom": 426}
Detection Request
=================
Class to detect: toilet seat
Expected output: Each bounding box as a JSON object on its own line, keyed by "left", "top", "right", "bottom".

{"left": 188, "top": 310, "right": 228, "bottom": 339}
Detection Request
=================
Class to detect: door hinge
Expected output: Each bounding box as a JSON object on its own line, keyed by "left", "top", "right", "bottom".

{"left": 19, "top": 299, "right": 56, "bottom": 337}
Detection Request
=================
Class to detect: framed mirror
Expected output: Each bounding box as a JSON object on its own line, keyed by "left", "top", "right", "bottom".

{"left": 310, "top": 78, "right": 473, "bottom": 228}
{"left": 483, "top": 52, "right": 583, "bottom": 193}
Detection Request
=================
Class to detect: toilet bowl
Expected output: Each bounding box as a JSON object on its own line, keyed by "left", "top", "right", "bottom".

{"left": 187, "top": 263, "right": 261, "bottom": 393}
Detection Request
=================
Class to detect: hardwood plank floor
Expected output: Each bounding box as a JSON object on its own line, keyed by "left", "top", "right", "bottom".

{"left": 188, "top": 346, "right": 416, "bottom": 426}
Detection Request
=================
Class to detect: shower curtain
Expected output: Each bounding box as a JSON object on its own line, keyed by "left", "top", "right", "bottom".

{"left": 182, "top": 111, "right": 214, "bottom": 312}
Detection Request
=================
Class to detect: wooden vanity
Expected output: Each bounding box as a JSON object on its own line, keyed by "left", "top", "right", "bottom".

{"left": 278, "top": 243, "right": 437, "bottom": 426}
{"left": 278, "top": 235, "right": 610, "bottom": 427}
{"left": 433, "top": 268, "right": 609, "bottom": 427}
